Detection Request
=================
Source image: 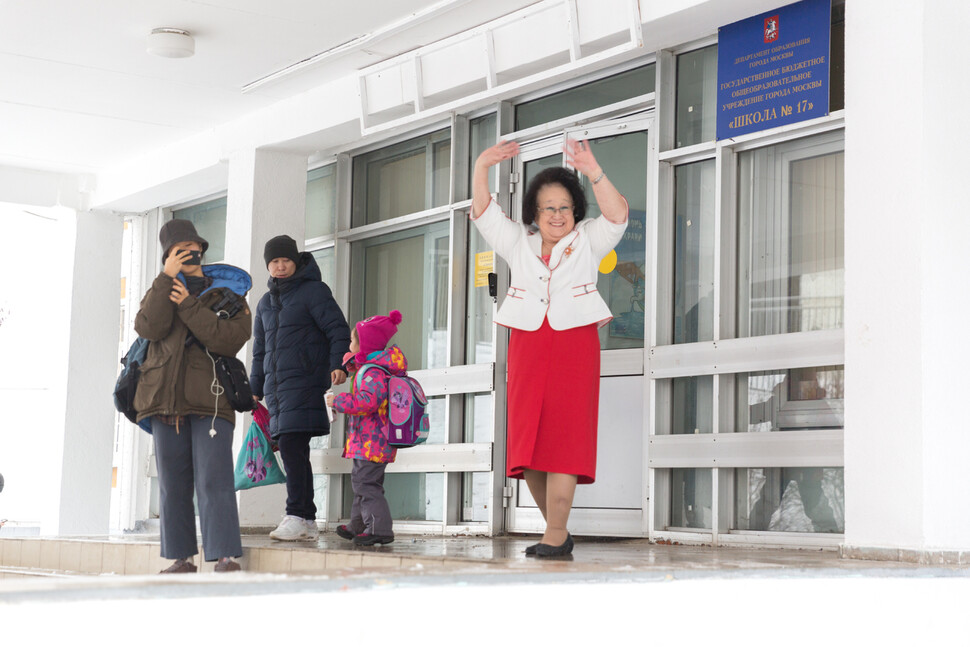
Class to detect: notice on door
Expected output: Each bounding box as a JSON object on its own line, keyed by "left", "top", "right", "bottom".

{"left": 716, "top": 0, "right": 831, "bottom": 140}
{"left": 474, "top": 251, "right": 494, "bottom": 288}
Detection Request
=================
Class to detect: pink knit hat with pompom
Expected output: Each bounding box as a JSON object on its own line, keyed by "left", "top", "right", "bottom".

{"left": 355, "top": 310, "right": 402, "bottom": 362}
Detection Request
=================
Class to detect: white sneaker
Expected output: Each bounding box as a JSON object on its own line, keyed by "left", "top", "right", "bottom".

{"left": 270, "top": 515, "right": 307, "bottom": 541}
{"left": 304, "top": 519, "right": 319, "bottom": 540}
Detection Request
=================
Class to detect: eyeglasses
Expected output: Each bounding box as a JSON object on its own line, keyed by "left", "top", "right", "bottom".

{"left": 538, "top": 206, "right": 574, "bottom": 217}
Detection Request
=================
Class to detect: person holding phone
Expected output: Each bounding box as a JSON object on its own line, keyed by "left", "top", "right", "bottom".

{"left": 134, "top": 219, "right": 253, "bottom": 573}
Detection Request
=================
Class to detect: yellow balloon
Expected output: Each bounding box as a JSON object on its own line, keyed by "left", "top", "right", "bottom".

{"left": 599, "top": 250, "right": 618, "bottom": 274}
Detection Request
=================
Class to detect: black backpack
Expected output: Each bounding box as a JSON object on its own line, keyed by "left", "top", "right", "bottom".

{"left": 113, "top": 336, "right": 153, "bottom": 432}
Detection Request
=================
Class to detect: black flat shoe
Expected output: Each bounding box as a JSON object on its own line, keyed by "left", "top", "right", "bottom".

{"left": 535, "top": 533, "right": 573, "bottom": 558}
{"left": 525, "top": 542, "right": 540, "bottom": 556}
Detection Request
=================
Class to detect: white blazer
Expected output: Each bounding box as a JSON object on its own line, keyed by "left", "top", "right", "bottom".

{"left": 471, "top": 198, "right": 628, "bottom": 331}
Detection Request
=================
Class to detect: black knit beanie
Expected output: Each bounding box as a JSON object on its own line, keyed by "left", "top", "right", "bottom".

{"left": 160, "top": 219, "right": 208, "bottom": 260}
{"left": 264, "top": 235, "right": 300, "bottom": 267}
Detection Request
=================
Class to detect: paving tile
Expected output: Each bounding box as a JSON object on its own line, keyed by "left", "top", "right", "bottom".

{"left": 240, "top": 547, "right": 258, "bottom": 572}
{"left": 325, "top": 551, "right": 363, "bottom": 569}
{"left": 39, "top": 541, "right": 61, "bottom": 570}
{"left": 359, "top": 553, "right": 402, "bottom": 569}
{"left": 124, "top": 544, "right": 151, "bottom": 575}
{"left": 79, "top": 543, "right": 103, "bottom": 574}
{"left": 19, "top": 540, "right": 40, "bottom": 569}
{"left": 258, "top": 548, "right": 292, "bottom": 573}
{"left": 102, "top": 543, "right": 127, "bottom": 574}
{"left": 1, "top": 540, "right": 22, "bottom": 567}
{"left": 59, "top": 541, "right": 82, "bottom": 573}
{"left": 290, "top": 550, "right": 328, "bottom": 572}
{"left": 148, "top": 550, "right": 169, "bottom": 575}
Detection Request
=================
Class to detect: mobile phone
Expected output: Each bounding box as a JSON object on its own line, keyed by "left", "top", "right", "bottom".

{"left": 182, "top": 250, "right": 202, "bottom": 265}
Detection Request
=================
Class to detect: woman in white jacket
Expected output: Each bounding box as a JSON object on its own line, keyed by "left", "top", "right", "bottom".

{"left": 471, "top": 139, "right": 628, "bottom": 557}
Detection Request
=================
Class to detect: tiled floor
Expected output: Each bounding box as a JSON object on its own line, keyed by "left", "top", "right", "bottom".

{"left": 3, "top": 531, "right": 965, "bottom": 587}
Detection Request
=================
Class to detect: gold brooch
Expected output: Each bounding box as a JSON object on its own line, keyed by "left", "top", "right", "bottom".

{"left": 564, "top": 247, "right": 574, "bottom": 257}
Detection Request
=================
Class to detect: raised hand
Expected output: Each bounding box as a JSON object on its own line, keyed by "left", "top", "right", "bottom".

{"left": 564, "top": 139, "right": 601, "bottom": 179}
{"left": 472, "top": 139, "right": 520, "bottom": 217}
{"left": 163, "top": 248, "right": 192, "bottom": 278}
{"left": 475, "top": 140, "right": 520, "bottom": 170}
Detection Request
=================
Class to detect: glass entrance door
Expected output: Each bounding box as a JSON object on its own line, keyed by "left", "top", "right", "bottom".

{"left": 506, "top": 118, "right": 653, "bottom": 536}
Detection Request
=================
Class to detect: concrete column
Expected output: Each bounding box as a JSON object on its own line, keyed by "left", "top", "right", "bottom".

{"left": 843, "top": 0, "right": 970, "bottom": 562}
{"left": 224, "top": 148, "right": 309, "bottom": 528}
{"left": 57, "top": 210, "right": 124, "bottom": 535}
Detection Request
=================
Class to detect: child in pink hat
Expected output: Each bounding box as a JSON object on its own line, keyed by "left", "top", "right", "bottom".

{"left": 326, "top": 310, "right": 407, "bottom": 546}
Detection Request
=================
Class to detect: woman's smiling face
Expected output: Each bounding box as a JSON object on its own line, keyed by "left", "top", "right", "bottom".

{"left": 535, "top": 183, "right": 575, "bottom": 247}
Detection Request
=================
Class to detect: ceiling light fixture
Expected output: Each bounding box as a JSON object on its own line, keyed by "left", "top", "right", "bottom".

{"left": 147, "top": 28, "right": 195, "bottom": 58}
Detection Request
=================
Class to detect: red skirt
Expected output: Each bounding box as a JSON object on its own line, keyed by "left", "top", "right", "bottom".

{"left": 506, "top": 318, "right": 600, "bottom": 484}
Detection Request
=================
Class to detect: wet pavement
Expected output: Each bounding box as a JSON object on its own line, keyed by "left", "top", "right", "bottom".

{"left": 2, "top": 533, "right": 968, "bottom": 644}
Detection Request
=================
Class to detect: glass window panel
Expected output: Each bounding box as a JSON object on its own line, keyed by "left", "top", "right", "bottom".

{"left": 351, "top": 221, "right": 450, "bottom": 371}
{"left": 173, "top": 197, "right": 227, "bottom": 263}
{"left": 673, "top": 160, "right": 715, "bottom": 344}
{"left": 676, "top": 45, "right": 717, "bottom": 148}
{"left": 469, "top": 113, "right": 497, "bottom": 195}
{"left": 463, "top": 392, "right": 493, "bottom": 443}
{"left": 515, "top": 65, "right": 655, "bottom": 131}
{"left": 738, "top": 135, "right": 844, "bottom": 337}
{"left": 669, "top": 468, "right": 712, "bottom": 529}
{"left": 462, "top": 392, "right": 493, "bottom": 522}
{"left": 306, "top": 165, "right": 336, "bottom": 239}
{"left": 341, "top": 473, "right": 444, "bottom": 522}
{"left": 433, "top": 139, "right": 451, "bottom": 206}
{"left": 311, "top": 474, "right": 328, "bottom": 521}
{"left": 425, "top": 396, "right": 446, "bottom": 444}
{"left": 668, "top": 376, "right": 713, "bottom": 435}
{"left": 352, "top": 129, "right": 451, "bottom": 225}
{"left": 578, "top": 131, "right": 649, "bottom": 351}
{"left": 309, "top": 247, "right": 335, "bottom": 288}
{"left": 734, "top": 467, "right": 844, "bottom": 533}
{"left": 466, "top": 222, "right": 494, "bottom": 364}
{"left": 735, "top": 365, "right": 844, "bottom": 432}
{"left": 523, "top": 153, "right": 561, "bottom": 188}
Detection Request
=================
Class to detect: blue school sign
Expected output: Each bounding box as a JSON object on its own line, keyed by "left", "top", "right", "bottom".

{"left": 717, "top": 0, "right": 830, "bottom": 140}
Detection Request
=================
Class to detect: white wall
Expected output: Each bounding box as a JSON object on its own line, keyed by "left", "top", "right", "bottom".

{"left": 915, "top": 0, "right": 970, "bottom": 549}
{"left": 0, "top": 205, "right": 77, "bottom": 534}
{"left": 57, "top": 210, "right": 124, "bottom": 534}
{"left": 844, "top": 0, "right": 970, "bottom": 556}
{"left": 224, "top": 149, "right": 310, "bottom": 527}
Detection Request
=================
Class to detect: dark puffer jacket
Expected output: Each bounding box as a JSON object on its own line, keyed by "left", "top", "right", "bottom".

{"left": 251, "top": 253, "right": 351, "bottom": 437}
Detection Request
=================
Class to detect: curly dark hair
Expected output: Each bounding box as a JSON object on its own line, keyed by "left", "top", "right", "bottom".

{"left": 522, "top": 167, "right": 588, "bottom": 226}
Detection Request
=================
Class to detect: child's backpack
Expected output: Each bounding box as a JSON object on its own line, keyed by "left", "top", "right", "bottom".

{"left": 113, "top": 336, "right": 153, "bottom": 433}
{"left": 355, "top": 364, "right": 430, "bottom": 447}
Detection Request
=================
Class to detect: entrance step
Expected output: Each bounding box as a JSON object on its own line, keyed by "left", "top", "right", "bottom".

{"left": 0, "top": 535, "right": 484, "bottom": 577}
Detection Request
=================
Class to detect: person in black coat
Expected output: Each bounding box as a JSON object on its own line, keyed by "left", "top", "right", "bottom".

{"left": 251, "top": 235, "right": 351, "bottom": 541}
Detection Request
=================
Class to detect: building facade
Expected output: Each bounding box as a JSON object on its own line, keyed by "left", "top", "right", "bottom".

{"left": 3, "top": 0, "right": 970, "bottom": 562}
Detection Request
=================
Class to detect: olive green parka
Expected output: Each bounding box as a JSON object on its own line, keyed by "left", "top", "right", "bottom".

{"left": 133, "top": 268, "right": 252, "bottom": 426}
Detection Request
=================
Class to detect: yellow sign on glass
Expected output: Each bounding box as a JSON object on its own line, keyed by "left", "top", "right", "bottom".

{"left": 474, "top": 251, "right": 494, "bottom": 287}
{"left": 599, "top": 249, "right": 617, "bottom": 274}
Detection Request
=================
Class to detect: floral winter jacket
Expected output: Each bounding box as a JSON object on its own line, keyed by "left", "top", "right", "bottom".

{"left": 333, "top": 345, "right": 408, "bottom": 464}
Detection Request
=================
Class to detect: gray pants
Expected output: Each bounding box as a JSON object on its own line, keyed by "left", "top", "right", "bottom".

{"left": 152, "top": 415, "right": 242, "bottom": 561}
{"left": 350, "top": 459, "right": 393, "bottom": 537}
